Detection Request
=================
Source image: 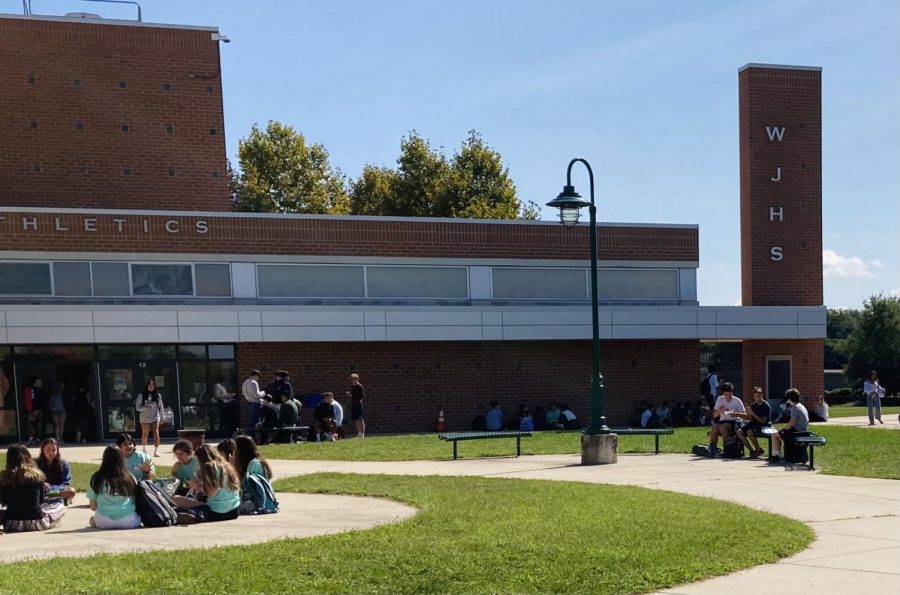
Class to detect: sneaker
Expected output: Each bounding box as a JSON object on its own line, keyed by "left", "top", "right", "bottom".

{"left": 878, "top": 418, "right": 884, "bottom": 424}
{"left": 769, "top": 455, "right": 784, "bottom": 463}
{"left": 749, "top": 449, "right": 761, "bottom": 459}
{"left": 707, "top": 446, "right": 718, "bottom": 458}
{"left": 176, "top": 511, "right": 199, "bottom": 525}
{"left": 153, "top": 449, "right": 160, "bottom": 458}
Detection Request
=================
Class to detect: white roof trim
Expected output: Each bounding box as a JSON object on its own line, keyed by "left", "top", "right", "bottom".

{"left": 738, "top": 63, "right": 822, "bottom": 72}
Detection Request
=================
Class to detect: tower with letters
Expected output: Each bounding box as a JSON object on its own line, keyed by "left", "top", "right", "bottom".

{"left": 739, "top": 63, "right": 824, "bottom": 403}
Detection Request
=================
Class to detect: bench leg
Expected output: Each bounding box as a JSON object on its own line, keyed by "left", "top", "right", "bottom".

{"left": 516, "top": 436, "right": 521, "bottom": 457}
{"left": 655, "top": 435, "right": 660, "bottom": 454}
{"left": 766, "top": 434, "right": 772, "bottom": 459}
{"left": 808, "top": 445, "right": 815, "bottom": 471}
{"left": 453, "top": 441, "right": 458, "bottom": 460}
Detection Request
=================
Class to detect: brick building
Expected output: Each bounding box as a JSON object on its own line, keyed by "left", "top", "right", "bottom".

{"left": 0, "top": 13, "right": 824, "bottom": 442}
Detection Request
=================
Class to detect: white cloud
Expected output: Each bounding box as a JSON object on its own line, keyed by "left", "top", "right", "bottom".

{"left": 823, "top": 249, "right": 876, "bottom": 278}
{"left": 870, "top": 260, "right": 884, "bottom": 268}
{"left": 889, "top": 288, "right": 900, "bottom": 298}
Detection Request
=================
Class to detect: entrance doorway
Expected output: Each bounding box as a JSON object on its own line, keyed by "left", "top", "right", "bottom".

{"left": 99, "top": 361, "right": 179, "bottom": 440}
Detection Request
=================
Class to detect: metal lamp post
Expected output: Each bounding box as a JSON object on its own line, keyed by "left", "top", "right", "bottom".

{"left": 546, "top": 158, "right": 610, "bottom": 437}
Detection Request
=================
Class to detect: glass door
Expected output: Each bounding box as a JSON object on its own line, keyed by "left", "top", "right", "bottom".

{"left": 99, "top": 361, "right": 179, "bottom": 440}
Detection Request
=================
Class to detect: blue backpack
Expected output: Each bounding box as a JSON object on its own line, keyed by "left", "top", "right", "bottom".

{"left": 240, "top": 473, "right": 279, "bottom": 515}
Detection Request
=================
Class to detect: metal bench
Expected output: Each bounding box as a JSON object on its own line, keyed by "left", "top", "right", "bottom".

{"left": 236, "top": 425, "right": 309, "bottom": 443}
{"left": 792, "top": 432, "right": 827, "bottom": 470}
{"left": 607, "top": 427, "right": 674, "bottom": 454}
{"left": 438, "top": 431, "right": 532, "bottom": 460}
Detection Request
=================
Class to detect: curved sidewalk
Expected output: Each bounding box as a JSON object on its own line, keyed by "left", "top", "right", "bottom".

{"left": 265, "top": 453, "right": 900, "bottom": 595}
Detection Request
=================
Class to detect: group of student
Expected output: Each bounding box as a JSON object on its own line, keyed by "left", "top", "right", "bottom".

{"left": 476, "top": 402, "right": 579, "bottom": 432}
{"left": 0, "top": 433, "right": 277, "bottom": 534}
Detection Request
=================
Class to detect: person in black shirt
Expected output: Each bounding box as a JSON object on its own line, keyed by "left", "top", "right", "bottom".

{"left": 737, "top": 387, "right": 771, "bottom": 458}
{"left": 265, "top": 371, "right": 294, "bottom": 404}
{"left": 255, "top": 394, "right": 280, "bottom": 445}
{"left": 312, "top": 396, "right": 336, "bottom": 442}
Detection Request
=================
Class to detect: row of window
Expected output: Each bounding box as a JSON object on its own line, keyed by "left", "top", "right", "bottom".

{"left": 26, "top": 120, "right": 218, "bottom": 135}
{"left": 27, "top": 166, "right": 221, "bottom": 178}
{"left": 25, "top": 77, "right": 216, "bottom": 94}
{"left": 0, "top": 262, "right": 681, "bottom": 301}
{"left": 0, "top": 262, "right": 229, "bottom": 298}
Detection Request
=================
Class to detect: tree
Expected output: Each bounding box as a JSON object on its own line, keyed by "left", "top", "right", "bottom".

{"left": 231, "top": 121, "right": 349, "bottom": 214}
{"left": 350, "top": 130, "right": 539, "bottom": 220}
{"left": 825, "top": 308, "right": 860, "bottom": 369}
{"left": 845, "top": 295, "right": 900, "bottom": 393}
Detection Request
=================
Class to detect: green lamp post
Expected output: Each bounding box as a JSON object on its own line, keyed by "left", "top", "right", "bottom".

{"left": 546, "top": 158, "right": 610, "bottom": 436}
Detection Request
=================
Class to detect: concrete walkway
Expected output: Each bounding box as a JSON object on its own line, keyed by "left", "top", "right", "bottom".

{"left": 5, "top": 444, "right": 900, "bottom": 594}
{"left": 815, "top": 414, "right": 900, "bottom": 429}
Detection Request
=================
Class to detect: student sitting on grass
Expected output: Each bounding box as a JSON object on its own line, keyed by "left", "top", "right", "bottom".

{"left": 116, "top": 433, "right": 155, "bottom": 481}
{"left": 171, "top": 439, "right": 200, "bottom": 497}
{"left": 0, "top": 443, "right": 66, "bottom": 532}
{"left": 172, "top": 445, "right": 241, "bottom": 522}
{"left": 234, "top": 435, "right": 273, "bottom": 480}
{"left": 87, "top": 445, "right": 141, "bottom": 529}
{"left": 216, "top": 438, "right": 237, "bottom": 463}
{"left": 36, "top": 437, "right": 76, "bottom": 504}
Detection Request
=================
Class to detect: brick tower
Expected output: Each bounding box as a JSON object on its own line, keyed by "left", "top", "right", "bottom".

{"left": 739, "top": 64, "right": 824, "bottom": 403}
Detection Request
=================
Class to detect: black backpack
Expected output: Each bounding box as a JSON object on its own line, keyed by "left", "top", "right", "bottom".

{"left": 136, "top": 480, "right": 178, "bottom": 527}
{"left": 691, "top": 443, "right": 710, "bottom": 457}
{"left": 722, "top": 435, "right": 744, "bottom": 459}
{"left": 784, "top": 432, "right": 810, "bottom": 464}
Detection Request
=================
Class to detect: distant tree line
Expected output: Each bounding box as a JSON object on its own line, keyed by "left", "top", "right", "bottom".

{"left": 229, "top": 121, "right": 539, "bottom": 220}
{"left": 827, "top": 295, "right": 900, "bottom": 393}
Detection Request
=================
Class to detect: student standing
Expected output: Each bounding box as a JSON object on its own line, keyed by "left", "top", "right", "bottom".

{"left": 349, "top": 373, "right": 366, "bottom": 438}
{"left": 241, "top": 370, "right": 266, "bottom": 429}
{"left": 47, "top": 383, "right": 66, "bottom": 442}
{"left": 87, "top": 445, "right": 141, "bottom": 529}
{"left": 36, "top": 438, "right": 77, "bottom": 503}
{"left": 863, "top": 370, "right": 886, "bottom": 425}
{"left": 135, "top": 379, "right": 163, "bottom": 457}
{"left": 0, "top": 443, "right": 66, "bottom": 532}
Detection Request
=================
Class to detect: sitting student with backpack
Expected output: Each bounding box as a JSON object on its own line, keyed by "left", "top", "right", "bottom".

{"left": 172, "top": 445, "right": 241, "bottom": 522}
{"left": 706, "top": 383, "right": 746, "bottom": 458}
{"left": 769, "top": 389, "right": 810, "bottom": 464}
{"left": 116, "top": 433, "right": 155, "bottom": 482}
{"left": 87, "top": 445, "right": 141, "bottom": 529}
{"left": 233, "top": 435, "right": 278, "bottom": 514}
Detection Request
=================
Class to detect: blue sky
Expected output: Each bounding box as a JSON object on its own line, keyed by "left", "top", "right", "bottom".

{"left": 21, "top": 0, "right": 900, "bottom": 308}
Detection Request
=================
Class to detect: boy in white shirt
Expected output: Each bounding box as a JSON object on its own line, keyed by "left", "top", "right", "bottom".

{"left": 706, "top": 382, "right": 746, "bottom": 457}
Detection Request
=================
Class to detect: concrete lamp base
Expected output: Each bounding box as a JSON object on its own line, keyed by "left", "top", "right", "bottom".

{"left": 581, "top": 433, "right": 618, "bottom": 465}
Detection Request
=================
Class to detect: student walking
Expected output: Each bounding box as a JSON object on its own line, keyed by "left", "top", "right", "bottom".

{"left": 135, "top": 379, "right": 164, "bottom": 457}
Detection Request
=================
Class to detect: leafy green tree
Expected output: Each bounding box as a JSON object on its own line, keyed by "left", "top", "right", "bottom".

{"left": 825, "top": 308, "right": 860, "bottom": 369}
{"left": 231, "top": 121, "right": 349, "bottom": 214}
{"left": 845, "top": 295, "right": 900, "bottom": 393}
{"left": 350, "top": 130, "right": 539, "bottom": 220}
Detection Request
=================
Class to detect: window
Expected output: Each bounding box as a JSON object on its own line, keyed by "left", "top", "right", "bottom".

{"left": 91, "top": 263, "right": 129, "bottom": 296}
{"left": 178, "top": 345, "right": 207, "bottom": 360}
{"left": 195, "top": 264, "right": 231, "bottom": 297}
{"left": 492, "top": 268, "right": 587, "bottom": 299}
{"left": 53, "top": 262, "right": 92, "bottom": 296}
{"left": 0, "top": 263, "right": 51, "bottom": 295}
{"left": 366, "top": 266, "right": 468, "bottom": 299}
{"left": 596, "top": 269, "right": 679, "bottom": 301}
{"left": 131, "top": 264, "right": 193, "bottom": 296}
{"left": 208, "top": 345, "right": 234, "bottom": 360}
{"left": 257, "top": 265, "right": 364, "bottom": 298}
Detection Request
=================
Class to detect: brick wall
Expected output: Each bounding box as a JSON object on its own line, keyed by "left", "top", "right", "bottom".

{"left": 0, "top": 16, "right": 229, "bottom": 212}
{"left": 741, "top": 339, "right": 824, "bottom": 407}
{"left": 0, "top": 211, "right": 699, "bottom": 262}
{"left": 235, "top": 339, "right": 700, "bottom": 433}
{"left": 739, "top": 65, "right": 823, "bottom": 306}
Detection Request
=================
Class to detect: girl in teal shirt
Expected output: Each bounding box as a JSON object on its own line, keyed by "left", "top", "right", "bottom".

{"left": 116, "top": 433, "right": 155, "bottom": 481}
{"left": 87, "top": 445, "right": 140, "bottom": 529}
{"left": 172, "top": 445, "right": 240, "bottom": 522}
{"left": 234, "top": 435, "right": 273, "bottom": 480}
{"left": 171, "top": 439, "right": 200, "bottom": 496}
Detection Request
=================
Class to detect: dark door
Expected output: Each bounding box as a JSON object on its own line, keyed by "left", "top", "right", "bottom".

{"left": 99, "top": 361, "right": 178, "bottom": 441}
{"left": 766, "top": 357, "right": 792, "bottom": 416}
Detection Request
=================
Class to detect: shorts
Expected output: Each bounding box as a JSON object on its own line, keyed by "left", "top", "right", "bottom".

{"left": 352, "top": 403, "right": 364, "bottom": 421}
{"left": 3, "top": 500, "right": 66, "bottom": 532}
{"left": 741, "top": 421, "right": 765, "bottom": 434}
{"left": 718, "top": 419, "right": 738, "bottom": 431}
{"left": 94, "top": 511, "right": 141, "bottom": 529}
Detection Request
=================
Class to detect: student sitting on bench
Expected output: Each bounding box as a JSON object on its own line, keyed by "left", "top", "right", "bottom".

{"left": 706, "top": 383, "right": 745, "bottom": 457}
{"left": 770, "top": 388, "right": 809, "bottom": 463}
{"left": 736, "top": 387, "right": 770, "bottom": 459}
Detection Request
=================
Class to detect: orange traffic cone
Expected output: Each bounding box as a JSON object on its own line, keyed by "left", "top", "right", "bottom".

{"left": 436, "top": 409, "right": 446, "bottom": 432}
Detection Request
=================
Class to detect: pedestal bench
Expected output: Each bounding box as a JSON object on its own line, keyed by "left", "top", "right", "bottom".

{"left": 438, "top": 431, "right": 532, "bottom": 460}
{"left": 607, "top": 427, "right": 674, "bottom": 454}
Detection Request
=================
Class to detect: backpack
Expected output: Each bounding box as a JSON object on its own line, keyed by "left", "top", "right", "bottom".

{"left": 691, "top": 443, "right": 710, "bottom": 457}
{"left": 784, "top": 432, "right": 810, "bottom": 464}
{"left": 700, "top": 374, "right": 712, "bottom": 397}
{"left": 136, "top": 480, "right": 178, "bottom": 527}
{"left": 240, "top": 474, "right": 279, "bottom": 515}
{"left": 722, "top": 435, "right": 744, "bottom": 459}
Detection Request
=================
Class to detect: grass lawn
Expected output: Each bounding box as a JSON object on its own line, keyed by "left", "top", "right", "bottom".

{"left": 827, "top": 404, "right": 900, "bottom": 418}
{"left": 0, "top": 472, "right": 813, "bottom": 594}
{"left": 259, "top": 426, "right": 899, "bottom": 480}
